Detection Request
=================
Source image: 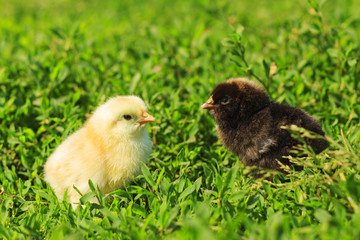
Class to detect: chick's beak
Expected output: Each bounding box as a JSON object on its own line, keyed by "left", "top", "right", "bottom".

{"left": 201, "top": 97, "right": 217, "bottom": 110}
{"left": 138, "top": 111, "right": 155, "bottom": 125}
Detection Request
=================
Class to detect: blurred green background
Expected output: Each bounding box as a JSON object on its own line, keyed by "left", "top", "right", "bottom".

{"left": 1, "top": 0, "right": 359, "bottom": 239}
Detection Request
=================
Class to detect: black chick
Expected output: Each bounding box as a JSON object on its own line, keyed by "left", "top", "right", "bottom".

{"left": 201, "top": 78, "right": 328, "bottom": 172}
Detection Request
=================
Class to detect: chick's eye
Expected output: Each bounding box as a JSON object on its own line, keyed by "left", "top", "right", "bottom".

{"left": 123, "top": 115, "right": 132, "bottom": 120}
{"left": 220, "top": 96, "right": 230, "bottom": 105}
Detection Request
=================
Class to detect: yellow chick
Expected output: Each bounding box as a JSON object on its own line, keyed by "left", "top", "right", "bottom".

{"left": 44, "top": 96, "right": 155, "bottom": 206}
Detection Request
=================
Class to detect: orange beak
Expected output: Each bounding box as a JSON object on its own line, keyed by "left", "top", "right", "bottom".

{"left": 201, "top": 97, "right": 217, "bottom": 110}
{"left": 138, "top": 111, "right": 155, "bottom": 125}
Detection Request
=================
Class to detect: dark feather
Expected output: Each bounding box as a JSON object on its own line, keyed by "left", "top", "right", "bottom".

{"left": 202, "top": 78, "right": 328, "bottom": 172}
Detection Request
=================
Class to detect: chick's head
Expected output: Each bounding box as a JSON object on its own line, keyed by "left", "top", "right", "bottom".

{"left": 201, "top": 78, "right": 270, "bottom": 126}
{"left": 88, "top": 96, "right": 155, "bottom": 139}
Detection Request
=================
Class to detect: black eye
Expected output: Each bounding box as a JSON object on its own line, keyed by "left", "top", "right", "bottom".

{"left": 220, "top": 96, "right": 230, "bottom": 105}
{"left": 123, "top": 115, "right": 132, "bottom": 120}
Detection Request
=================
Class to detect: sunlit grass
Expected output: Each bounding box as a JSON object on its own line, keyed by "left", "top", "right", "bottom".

{"left": 0, "top": 0, "right": 359, "bottom": 239}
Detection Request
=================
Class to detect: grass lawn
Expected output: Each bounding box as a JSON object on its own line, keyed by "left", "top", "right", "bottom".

{"left": 1, "top": 0, "right": 360, "bottom": 239}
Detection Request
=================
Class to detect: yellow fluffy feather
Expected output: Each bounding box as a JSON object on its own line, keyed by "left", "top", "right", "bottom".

{"left": 44, "top": 96, "right": 154, "bottom": 206}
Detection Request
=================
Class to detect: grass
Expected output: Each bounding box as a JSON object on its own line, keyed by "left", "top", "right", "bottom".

{"left": 1, "top": 0, "right": 360, "bottom": 239}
